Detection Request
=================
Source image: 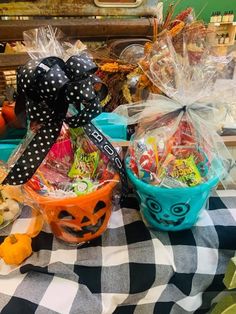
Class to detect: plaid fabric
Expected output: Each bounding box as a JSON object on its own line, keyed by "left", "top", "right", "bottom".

{"left": 0, "top": 192, "right": 236, "bottom": 314}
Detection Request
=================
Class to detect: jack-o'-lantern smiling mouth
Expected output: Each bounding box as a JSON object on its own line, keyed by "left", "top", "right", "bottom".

{"left": 151, "top": 213, "right": 185, "bottom": 226}
{"left": 62, "top": 213, "right": 106, "bottom": 237}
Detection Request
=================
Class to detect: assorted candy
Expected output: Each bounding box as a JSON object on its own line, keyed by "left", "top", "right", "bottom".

{"left": 129, "top": 116, "right": 211, "bottom": 188}
{"left": 27, "top": 127, "right": 119, "bottom": 198}
{"left": 129, "top": 30, "right": 234, "bottom": 190}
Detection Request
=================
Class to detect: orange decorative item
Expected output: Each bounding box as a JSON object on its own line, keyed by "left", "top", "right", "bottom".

{"left": 168, "top": 21, "right": 185, "bottom": 38}
{"left": 0, "top": 112, "right": 6, "bottom": 136}
{"left": 24, "top": 174, "right": 119, "bottom": 244}
{"left": 0, "top": 233, "right": 32, "bottom": 265}
{"left": 2, "top": 101, "right": 22, "bottom": 129}
{"left": 101, "top": 62, "right": 119, "bottom": 73}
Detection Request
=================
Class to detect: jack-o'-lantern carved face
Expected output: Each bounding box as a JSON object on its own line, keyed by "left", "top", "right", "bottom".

{"left": 48, "top": 200, "right": 111, "bottom": 244}
{"left": 145, "top": 197, "right": 190, "bottom": 227}
{"left": 24, "top": 174, "right": 119, "bottom": 244}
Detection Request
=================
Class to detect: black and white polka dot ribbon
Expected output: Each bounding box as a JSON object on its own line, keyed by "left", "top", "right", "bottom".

{"left": 3, "top": 53, "right": 128, "bottom": 195}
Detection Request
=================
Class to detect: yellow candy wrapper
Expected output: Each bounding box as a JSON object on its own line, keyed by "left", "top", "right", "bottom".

{"left": 168, "top": 155, "right": 202, "bottom": 187}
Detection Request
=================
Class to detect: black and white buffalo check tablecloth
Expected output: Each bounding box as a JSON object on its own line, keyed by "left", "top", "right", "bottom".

{"left": 0, "top": 191, "right": 236, "bottom": 314}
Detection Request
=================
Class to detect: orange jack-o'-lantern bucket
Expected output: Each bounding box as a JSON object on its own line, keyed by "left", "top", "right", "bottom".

{"left": 23, "top": 174, "right": 119, "bottom": 245}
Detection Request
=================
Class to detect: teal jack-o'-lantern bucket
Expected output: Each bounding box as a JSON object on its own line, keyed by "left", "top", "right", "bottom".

{"left": 126, "top": 159, "right": 221, "bottom": 231}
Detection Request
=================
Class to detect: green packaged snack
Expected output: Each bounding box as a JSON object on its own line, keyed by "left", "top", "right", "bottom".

{"left": 168, "top": 155, "right": 202, "bottom": 187}
{"left": 68, "top": 147, "right": 100, "bottom": 179}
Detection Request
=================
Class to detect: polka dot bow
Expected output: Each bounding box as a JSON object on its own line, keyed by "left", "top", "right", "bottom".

{"left": 3, "top": 53, "right": 128, "bottom": 194}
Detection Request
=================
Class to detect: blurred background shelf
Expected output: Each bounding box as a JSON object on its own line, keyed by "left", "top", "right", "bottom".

{"left": 207, "top": 21, "right": 236, "bottom": 47}
{"left": 222, "top": 136, "right": 236, "bottom": 147}
{"left": 0, "top": 53, "right": 29, "bottom": 69}
{"left": 0, "top": 18, "right": 156, "bottom": 42}
{"left": 0, "top": 0, "right": 160, "bottom": 17}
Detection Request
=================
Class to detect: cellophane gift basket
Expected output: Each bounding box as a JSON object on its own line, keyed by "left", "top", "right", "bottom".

{"left": 0, "top": 26, "right": 127, "bottom": 245}
{"left": 115, "top": 30, "right": 236, "bottom": 232}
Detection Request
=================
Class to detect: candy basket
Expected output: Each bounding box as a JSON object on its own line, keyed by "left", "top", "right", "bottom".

{"left": 115, "top": 30, "right": 236, "bottom": 232}
{"left": 126, "top": 159, "right": 220, "bottom": 231}
{"left": 23, "top": 174, "right": 119, "bottom": 244}
{"left": 0, "top": 27, "right": 127, "bottom": 245}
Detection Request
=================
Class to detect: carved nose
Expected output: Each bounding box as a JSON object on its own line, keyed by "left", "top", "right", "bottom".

{"left": 163, "top": 214, "right": 169, "bottom": 218}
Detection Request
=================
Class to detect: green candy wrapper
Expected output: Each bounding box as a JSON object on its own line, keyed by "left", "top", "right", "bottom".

{"left": 68, "top": 147, "right": 100, "bottom": 179}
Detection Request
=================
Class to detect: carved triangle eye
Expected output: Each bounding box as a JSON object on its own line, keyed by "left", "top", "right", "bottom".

{"left": 81, "top": 216, "right": 90, "bottom": 223}
{"left": 58, "top": 210, "right": 75, "bottom": 220}
{"left": 93, "top": 201, "right": 106, "bottom": 214}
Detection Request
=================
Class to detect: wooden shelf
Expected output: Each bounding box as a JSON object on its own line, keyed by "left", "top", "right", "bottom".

{"left": 210, "top": 22, "right": 236, "bottom": 26}
{"left": 0, "top": 0, "right": 160, "bottom": 17}
{"left": 207, "top": 21, "right": 236, "bottom": 49}
{"left": 222, "top": 135, "right": 236, "bottom": 147}
{"left": 0, "top": 18, "right": 154, "bottom": 41}
{"left": 94, "top": 0, "right": 143, "bottom": 8}
{"left": 0, "top": 53, "right": 29, "bottom": 69}
{"left": 0, "top": 18, "right": 154, "bottom": 68}
{"left": 211, "top": 43, "right": 234, "bottom": 47}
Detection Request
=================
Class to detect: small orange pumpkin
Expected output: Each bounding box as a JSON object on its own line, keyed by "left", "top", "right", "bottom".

{"left": 0, "top": 233, "right": 32, "bottom": 265}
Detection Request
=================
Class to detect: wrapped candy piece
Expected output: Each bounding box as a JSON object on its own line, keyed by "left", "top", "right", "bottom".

{"left": 129, "top": 147, "right": 139, "bottom": 176}
{"left": 40, "top": 125, "right": 74, "bottom": 180}
{"left": 135, "top": 140, "right": 156, "bottom": 180}
{"left": 166, "top": 155, "right": 202, "bottom": 187}
{"left": 73, "top": 179, "right": 96, "bottom": 196}
{"left": 68, "top": 147, "right": 100, "bottom": 179}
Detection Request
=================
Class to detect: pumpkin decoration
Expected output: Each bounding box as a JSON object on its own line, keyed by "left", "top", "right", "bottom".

{"left": 0, "top": 166, "right": 43, "bottom": 265}
{"left": 0, "top": 233, "right": 32, "bottom": 265}
{"left": 24, "top": 174, "right": 119, "bottom": 244}
{"left": 50, "top": 200, "right": 110, "bottom": 244}
{"left": 2, "top": 101, "right": 22, "bottom": 129}
{"left": 0, "top": 112, "right": 6, "bottom": 136}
